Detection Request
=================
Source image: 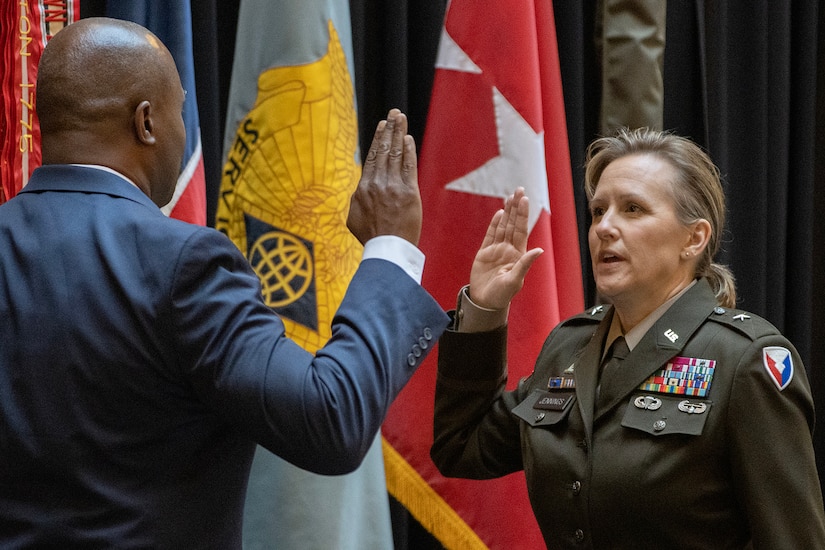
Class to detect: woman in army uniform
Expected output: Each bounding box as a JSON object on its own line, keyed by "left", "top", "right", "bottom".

{"left": 431, "top": 128, "right": 825, "bottom": 548}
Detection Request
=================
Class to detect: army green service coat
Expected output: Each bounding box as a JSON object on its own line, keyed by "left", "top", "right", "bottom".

{"left": 432, "top": 279, "right": 825, "bottom": 549}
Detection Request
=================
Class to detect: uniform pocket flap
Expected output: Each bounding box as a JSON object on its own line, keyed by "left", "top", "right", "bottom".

{"left": 621, "top": 394, "right": 712, "bottom": 436}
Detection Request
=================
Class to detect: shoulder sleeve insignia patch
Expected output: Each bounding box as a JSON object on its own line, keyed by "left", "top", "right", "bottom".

{"left": 762, "top": 346, "right": 794, "bottom": 391}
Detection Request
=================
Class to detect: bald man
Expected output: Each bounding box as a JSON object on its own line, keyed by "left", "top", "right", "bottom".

{"left": 0, "top": 17, "right": 449, "bottom": 548}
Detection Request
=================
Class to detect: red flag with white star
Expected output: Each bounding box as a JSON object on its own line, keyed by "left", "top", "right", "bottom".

{"left": 381, "top": 1, "right": 583, "bottom": 547}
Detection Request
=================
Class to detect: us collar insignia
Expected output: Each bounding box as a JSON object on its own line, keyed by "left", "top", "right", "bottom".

{"left": 638, "top": 356, "right": 716, "bottom": 397}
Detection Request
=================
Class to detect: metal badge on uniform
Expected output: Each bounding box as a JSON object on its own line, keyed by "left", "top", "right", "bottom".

{"left": 638, "top": 356, "right": 716, "bottom": 397}
{"left": 623, "top": 394, "right": 712, "bottom": 436}
{"left": 533, "top": 390, "right": 575, "bottom": 412}
{"left": 762, "top": 346, "right": 794, "bottom": 391}
{"left": 633, "top": 395, "right": 662, "bottom": 410}
{"left": 677, "top": 400, "right": 707, "bottom": 414}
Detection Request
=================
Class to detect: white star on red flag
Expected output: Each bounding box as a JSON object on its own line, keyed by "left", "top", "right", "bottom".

{"left": 436, "top": 29, "right": 550, "bottom": 233}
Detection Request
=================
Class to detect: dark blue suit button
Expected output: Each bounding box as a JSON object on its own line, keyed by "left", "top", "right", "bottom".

{"left": 419, "top": 336, "right": 428, "bottom": 349}
{"left": 407, "top": 353, "right": 416, "bottom": 366}
{"left": 423, "top": 327, "right": 433, "bottom": 340}
{"left": 412, "top": 344, "right": 422, "bottom": 358}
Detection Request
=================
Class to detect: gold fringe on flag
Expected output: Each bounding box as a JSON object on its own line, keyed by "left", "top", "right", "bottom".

{"left": 382, "top": 438, "right": 488, "bottom": 550}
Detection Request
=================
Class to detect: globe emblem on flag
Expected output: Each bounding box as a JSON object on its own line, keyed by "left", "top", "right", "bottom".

{"left": 249, "top": 230, "right": 313, "bottom": 308}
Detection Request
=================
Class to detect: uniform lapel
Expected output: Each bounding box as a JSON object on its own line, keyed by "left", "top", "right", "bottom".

{"left": 574, "top": 314, "right": 612, "bottom": 440}
{"left": 594, "top": 280, "right": 720, "bottom": 420}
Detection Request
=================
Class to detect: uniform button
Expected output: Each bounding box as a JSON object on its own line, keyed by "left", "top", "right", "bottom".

{"left": 653, "top": 419, "right": 667, "bottom": 432}
{"left": 407, "top": 354, "right": 416, "bottom": 366}
{"left": 412, "top": 344, "right": 422, "bottom": 358}
{"left": 571, "top": 480, "right": 581, "bottom": 495}
{"left": 418, "top": 336, "right": 429, "bottom": 349}
{"left": 423, "top": 327, "right": 433, "bottom": 340}
{"left": 577, "top": 439, "right": 588, "bottom": 452}
{"left": 574, "top": 529, "right": 585, "bottom": 543}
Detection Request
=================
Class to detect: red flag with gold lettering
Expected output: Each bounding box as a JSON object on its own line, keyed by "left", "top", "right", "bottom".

{"left": 1, "top": 1, "right": 79, "bottom": 204}
{"left": 381, "top": 0, "right": 583, "bottom": 547}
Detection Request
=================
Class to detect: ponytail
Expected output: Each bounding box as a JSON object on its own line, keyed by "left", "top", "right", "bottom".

{"left": 704, "top": 263, "right": 736, "bottom": 308}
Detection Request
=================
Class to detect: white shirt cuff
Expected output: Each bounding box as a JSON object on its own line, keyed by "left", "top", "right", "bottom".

{"left": 362, "top": 235, "right": 424, "bottom": 284}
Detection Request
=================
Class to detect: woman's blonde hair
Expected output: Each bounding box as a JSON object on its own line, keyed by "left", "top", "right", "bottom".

{"left": 584, "top": 127, "right": 736, "bottom": 308}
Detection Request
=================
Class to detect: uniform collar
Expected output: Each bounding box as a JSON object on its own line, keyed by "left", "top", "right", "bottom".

{"left": 604, "top": 280, "right": 697, "bottom": 357}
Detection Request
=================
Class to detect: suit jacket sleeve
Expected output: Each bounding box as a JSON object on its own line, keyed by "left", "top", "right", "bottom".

{"left": 168, "top": 229, "right": 450, "bottom": 475}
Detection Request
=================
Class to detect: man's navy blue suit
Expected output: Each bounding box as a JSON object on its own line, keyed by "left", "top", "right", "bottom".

{"left": 0, "top": 165, "right": 449, "bottom": 548}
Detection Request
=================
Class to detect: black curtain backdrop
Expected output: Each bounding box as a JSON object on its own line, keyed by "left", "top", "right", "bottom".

{"left": 81, "top": 1, "right": 825, "bottom": 547}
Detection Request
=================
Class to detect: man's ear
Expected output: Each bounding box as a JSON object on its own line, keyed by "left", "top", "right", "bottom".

{"left": 133, "top": 100, "right": 155, "bottom": 145}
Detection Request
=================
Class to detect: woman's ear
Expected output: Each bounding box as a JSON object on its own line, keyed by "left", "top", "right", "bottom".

{"left": 684, "top": 218, "right": 711, "bottom": 258}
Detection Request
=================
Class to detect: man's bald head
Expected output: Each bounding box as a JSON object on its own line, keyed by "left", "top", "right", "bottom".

{"left": 38, "top": 18, "right": 171, "bottom": 137}
{"left": 36, "top": 17, "right": 186, "bottom": 206}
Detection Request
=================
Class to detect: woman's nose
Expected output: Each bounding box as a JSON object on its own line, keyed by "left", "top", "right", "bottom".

{"left": 592, "top": 210, "right": 616, "bottom": 239}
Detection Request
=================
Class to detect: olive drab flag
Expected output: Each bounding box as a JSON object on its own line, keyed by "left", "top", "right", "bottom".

{"left": 1, "top": 1, "right": 79, "bottom": 204}
{"left": 381, "top": 0, "right": 584, "bottom": 547}
{"left": 216, "top": 1, "right": 393, "bottom": 548}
